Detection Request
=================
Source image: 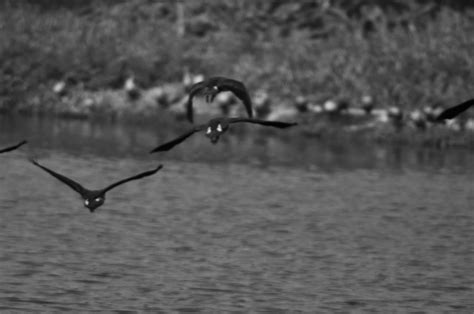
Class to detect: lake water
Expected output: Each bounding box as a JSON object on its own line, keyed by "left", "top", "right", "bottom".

{"left": 1, "top": 116, "right": 473, "bottom": 312}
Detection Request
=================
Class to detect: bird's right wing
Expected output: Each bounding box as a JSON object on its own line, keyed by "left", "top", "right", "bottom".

{"left": 228, "top": 118, "right": 298, "bottom": 128}
{"left": 186, "top": 81, "right": 207, "bottom": 123}
{"left": 0, "top": 140, "right": 27, "bottom": 154}
{"left": 436, "top": 99, "right": 474, "bottom": 121}
{"left": 30, "top": 159, "right": 86, "bottom": 195}
{"left": 149, "top": 127, "right": 202, "bottom": 153}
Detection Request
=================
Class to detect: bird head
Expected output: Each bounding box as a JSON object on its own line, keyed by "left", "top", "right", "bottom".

{"left": 84, "top": 195, "right": 105, "bottom": 212}
{"left": 205, "top": 119, "right": 228, "bottom": 144}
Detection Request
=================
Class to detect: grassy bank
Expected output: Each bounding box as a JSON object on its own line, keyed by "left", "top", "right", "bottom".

{"left": 1, "top": 1, "right": 474, "bottom": 106}
{"left": 0, "top": 1, "right": 473, "bottom": 147}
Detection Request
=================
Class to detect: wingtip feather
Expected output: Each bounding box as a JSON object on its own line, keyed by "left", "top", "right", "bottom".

{"left": 149, "top": 145, "right": 166, "bottom": 153}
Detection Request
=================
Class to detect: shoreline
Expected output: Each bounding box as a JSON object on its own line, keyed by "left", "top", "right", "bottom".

{"left": 2, "top": 89, "right": 473, "bottom": 150}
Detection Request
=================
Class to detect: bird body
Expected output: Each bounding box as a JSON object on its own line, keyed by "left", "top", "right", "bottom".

{"left": 31, "top": 159, "right": 163, "bottom": 212}
{"left": 150, "top": 117, "right": 297, "bottom": 153}
{"left": 186, "top": 77, "right": 253, "bottom": 123}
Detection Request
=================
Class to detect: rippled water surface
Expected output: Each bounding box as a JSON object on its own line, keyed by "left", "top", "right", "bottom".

{"left": 1, "top": 116, "right": 473, "bottom": 312}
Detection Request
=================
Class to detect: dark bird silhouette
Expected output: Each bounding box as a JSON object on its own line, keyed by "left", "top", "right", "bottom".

{"left": 0, "top": 140, "right": 27, "bottom": 154}
{"left": 436, "top": 99, "right": 474, "bottom": 121}
{"left": 186, "top": 77, "right": 253, "bottom": 123}
{"left": 30, "top": 159, "right": 163, "bottom": 212}
{"left": 150, "top": 117, "right": 297, "bottom": 153}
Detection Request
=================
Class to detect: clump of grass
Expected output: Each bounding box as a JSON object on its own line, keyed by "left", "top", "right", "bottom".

{"left": 1, "top": 1, "right": 473, "bottom": 117}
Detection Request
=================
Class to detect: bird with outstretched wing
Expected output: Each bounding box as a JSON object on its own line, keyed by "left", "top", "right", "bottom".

{"left": 31, "top": 159, "right": 163, "bottom": 212}
{"left": 150, "top": 117, "right": 297, "bottom": 153}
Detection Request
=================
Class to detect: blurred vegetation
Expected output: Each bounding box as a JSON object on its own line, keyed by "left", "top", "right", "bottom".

{"left": 1, "top": 0, "right": 474, "bottom": 114}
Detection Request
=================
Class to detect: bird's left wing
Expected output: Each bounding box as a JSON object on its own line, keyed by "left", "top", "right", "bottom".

{"left": 102, "top": 164, "right": 163, "bottom": 193}
{"left": 228, "top": 118, "right": 297, "bottom": 128}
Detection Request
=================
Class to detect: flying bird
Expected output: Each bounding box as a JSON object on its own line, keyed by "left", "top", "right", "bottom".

{"left": 436, "top": 99, "right": 474, "bottom": 121}
{"left": 150, "top": 117, "right": 297, "bottom": 153}
{"left": 30, "top": 159, "right": 163, "bottom": 212}
{"left": 186, "top": 77, "right": 253, "bottom": 123}
{"left": 0, "top": 140, "right": 27, "bottom": 154}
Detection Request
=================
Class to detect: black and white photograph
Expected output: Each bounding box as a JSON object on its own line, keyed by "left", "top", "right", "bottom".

{"left": 0, "top": 0, "right": 473, "bottom": 312}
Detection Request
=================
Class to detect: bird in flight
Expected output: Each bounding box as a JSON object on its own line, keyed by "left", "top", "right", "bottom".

{"left": 0, "top": 140, "right": 27, "bottom": 154}
{"left": 186, "top": 77, "right": 253, "bottom": 123}
{"left": 30, "top": 159, "right": 163, "bottom": 212}
{"left": 436, "top": 99, "right": 474, "bottom": 121}
{"left": 150, "top": 117, "right": 297, "bottom": 153}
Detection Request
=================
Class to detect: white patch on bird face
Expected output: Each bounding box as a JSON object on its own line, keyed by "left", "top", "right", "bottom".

{"left": 212, "top": 85, "right": 219, "bottom": 91}
{"left": 95, "top": 197, "right": 101, "bottom": 202}
{"left": 206, "top": 127, "right": 212, "bottom": 134}
{"left": 216, "top": 124, "right": 222, "bottom": 132}
{"left": 84, "top": 199, "right": 89, "bottom": 206}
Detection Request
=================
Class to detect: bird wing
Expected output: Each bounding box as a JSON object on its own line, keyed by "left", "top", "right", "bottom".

{"left": 0, "top": 140, "right": 27, "bottom": 154}
{"left": 149, "top": 127, "right": 202, "bottom": 153}
{"left": 30, "top": 159, "right": 86, "bottom": 195}
{"left": 186, "top": 81, "right": 207, "bottom": 123}
{"left": 219, "top": 79, "right": 254, "bottom": 119}
{"left": 228, "top": 118, "right": 298, "bottom": 128}
{"left": 436, "top": 99, "right": 474, "bottom": 121}
{"left": 102, "top": 164, "right": 163, "bottom": 193}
